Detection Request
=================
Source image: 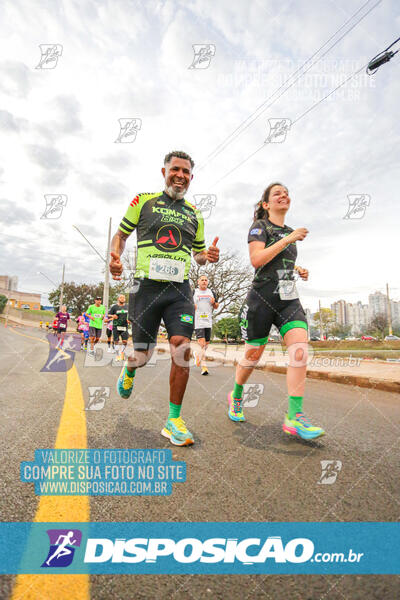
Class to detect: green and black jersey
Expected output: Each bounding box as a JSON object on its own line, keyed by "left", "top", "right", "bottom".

{"left": 248, "top": 218, "right": 297, "bottom": 284}
{"left": 108, "top": 303, "right": 128, "bottom": 327}
{"left": 119, "top": 192, "right": 206, "bottom": 281}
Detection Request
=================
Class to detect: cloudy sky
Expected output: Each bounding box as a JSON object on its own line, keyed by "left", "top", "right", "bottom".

{"left": 0, "top": 0, "right": 399, "bottom": 311}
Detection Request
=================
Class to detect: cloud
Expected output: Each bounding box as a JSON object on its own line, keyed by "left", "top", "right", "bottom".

{"left": 51, "top": 94, "right": 83, "bottom": 134}
{"left": 99, "top": 153, "right": 133, "bottom": 170}
{"left": 0, "top": 60, "right": 33, "bottom": 98}
{"left": 0, "top": 198, "right": 35, "bottom": 225}
{"left": 79, "top": 174, "right": 128, "bottom": 203}
{"left": 0, "top": 110, "right": 28, "bottom": 132}
{"left": 25, "top": 144, "right": 70, "bottom": 186}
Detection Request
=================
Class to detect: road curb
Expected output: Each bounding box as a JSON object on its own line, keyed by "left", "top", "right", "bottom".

{"left": 204, "top": 354, "right": 400, "bottom": 394}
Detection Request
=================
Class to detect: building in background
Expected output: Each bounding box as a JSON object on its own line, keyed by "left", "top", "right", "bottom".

{"left": 390, "top": 300, "right": 400, "bottom": 326}
{"left": 328, "top": 291, "right": 399, "bottom": 334}
{"left": 368, "top": 291, "right": 387, "bottom": 319}
{"left": 331, "top": 300, "right": 347, "bottom": 326}
{"left": 346, "top": 301, "right": 369, "bottom": 334}
{"left": 0, "top": 275, "right": 18, "bottom": 291}
{"left": 0, "top": 275, "right": 40, "bottom": 309}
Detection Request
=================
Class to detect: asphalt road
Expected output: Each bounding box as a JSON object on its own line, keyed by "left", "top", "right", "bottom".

{"left": 1, "top": 324, "right": 400, "bottom": 599}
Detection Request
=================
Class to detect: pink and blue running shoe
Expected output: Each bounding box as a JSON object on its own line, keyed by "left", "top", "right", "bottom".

{"left": 282, "top": 412, "right": 325, "bottom": 440}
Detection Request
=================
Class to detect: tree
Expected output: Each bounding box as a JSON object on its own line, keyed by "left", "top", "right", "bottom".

{"left": 370, "top": 314, "right": 387, "bottom": 339}
{"left": 329, "top": 323, "right": 352, "bottom": 339}
{"left": 48, "top": 281, "right": 127, "bottom": 316}
{"left": 312, "top": 308, "right": 336, "bottom": 338}
{"left": 0, "top": 294, "right": 7, "bottom": 314}
{"left": 189, "top": 250, "right": 252, "bottom": 318}
{"left": 213, "top": 316, "right": 241, "bottom": 342}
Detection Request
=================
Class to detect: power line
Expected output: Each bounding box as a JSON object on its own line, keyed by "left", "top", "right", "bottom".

{"left": 210, "top": 64, "right": 366, "bottom": 188}
{"left": 197, "top": 0, "right": 382, "bottom": 172}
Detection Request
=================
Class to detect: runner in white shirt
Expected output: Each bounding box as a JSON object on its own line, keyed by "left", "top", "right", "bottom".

{"left": 193, "top": 275, "right": 219, "bottom": 375}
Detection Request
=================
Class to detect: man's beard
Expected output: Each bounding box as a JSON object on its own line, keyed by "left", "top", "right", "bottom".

{"left": 165, "top": 184, "right": 187, "bottom": 200}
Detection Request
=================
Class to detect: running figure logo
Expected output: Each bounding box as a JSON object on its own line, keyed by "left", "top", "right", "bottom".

{"left": 35, "top": 44, "right": 63, "bottom": 69}
{"left": 41, "top": 529, "right": 82, "bottom": 567}
{"left": 343, "top": 194, "right": 371, "bottom": 219}
{"left": 265, "top": 118, "right": 291, "bottom": 144}
{"left": 274, "top": 268, "right": 299, "bottom": 297}
{"left": 40, "top": 333, "right": 81, "bottom": 372}
{"left": 126, "top": 269, "right": 145, "bottom": 293}
{"left": 40, "top": 195, "right": 68, "bottom": 220}
{"left": 155, "top": 225, "right": 182, "bottom": 251}
{"left": 188, "top": 44, "right": 216, "bottom": 69}
{"left": 115, "top": 118, "right": 142, "bottom": 143}
{"left": 86, "top": 386, "right": 110, "bottom": 411}
{"left": 193, "top": 194, "right": 217, "bottom": 219}
{"left": 318, "top": 460, "right": 342, "bottom": 484}
{"left": 242, "top": 383, "right": 264, "bottom": 407}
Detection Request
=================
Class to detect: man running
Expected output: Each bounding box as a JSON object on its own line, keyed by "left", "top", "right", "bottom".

{"left": 55, "top": 305, "right": 70, "bottom": 348}
{"left": 86, "top": 296, "right": 105, "bottom": 356}
{"left": 109, "top": 150, "right": 219, "bottom": 446}
{"left": 193, "top": 275, "right": 219, "bottom": 375}
{"left": 108, "top": 294, "right": 129, "bottom": 361}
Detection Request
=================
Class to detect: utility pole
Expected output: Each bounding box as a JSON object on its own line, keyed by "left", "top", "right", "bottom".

{"left": 102, "top": 218, "right": 112, "bottom": 338}
{"left": 59, "top": 264, "right": 65, "bottom": 309}
{"left": 386, "top": 283, "right": 393, "bottom": 336}
{"left": 103, "top": 218, "right": 112, "bottom": 312}
{"left": 319, "top": 300, "right": 324, "bottom": 341}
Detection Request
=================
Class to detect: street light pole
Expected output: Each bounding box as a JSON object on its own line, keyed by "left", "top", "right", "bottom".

{"left": 72, "top": 226, "right": 106, "bottom": 264}
{"left": 103, "top": 218, "right": 112, "bottom": 313}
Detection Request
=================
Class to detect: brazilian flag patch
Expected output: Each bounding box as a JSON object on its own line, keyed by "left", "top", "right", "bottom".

{"left": 181, "top": 314, "right": 194, "bottom": 324}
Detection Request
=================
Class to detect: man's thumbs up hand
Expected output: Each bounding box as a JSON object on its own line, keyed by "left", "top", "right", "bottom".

{"left": 206, "top": 236, "right": 219, "bottom": 263}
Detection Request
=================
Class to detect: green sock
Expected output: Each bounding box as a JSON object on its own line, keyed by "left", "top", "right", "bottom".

{"left": 288, "top": 396, "right": 303, "bottom": 419}
{"left": 169, "top": 402, "right": 181, "bottom": 419}
{"left": 233, "top": 382, "right": 244, "bottom": 400}
{"left": 126, "top": 366, "right": 136, "bottom": 377}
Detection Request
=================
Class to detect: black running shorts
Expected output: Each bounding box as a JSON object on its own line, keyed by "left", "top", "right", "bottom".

{"left": 239, "top": 281, "right": 307, "bottom": 345}
{"left": 112, "top": 328, "right": 129, "bottom": 342}
{"left": 128, "top": 279, "right": 194, "bottom": 348}
{"left": 195, "top": 327, "right": 211, "bottom": 342}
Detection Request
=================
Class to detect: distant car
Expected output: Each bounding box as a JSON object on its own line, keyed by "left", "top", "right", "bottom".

{"left": 310, "top": 336, "right": 320, "bottom": 341}
{"left": 21, "top": 304, "right": 30, "bottom": 309}
{"left": 345, "top": 337, "right": 357, "bottom": 341}
{"left": 361, "top": 335, "right": 376, "bottom": 341}
{"left": 385, "top": 335, "right": 400, "bottom": 341}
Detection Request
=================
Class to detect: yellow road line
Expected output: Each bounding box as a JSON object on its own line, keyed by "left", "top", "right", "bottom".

{"left": 8, "top": 327, "right": 90, "bottom": 600}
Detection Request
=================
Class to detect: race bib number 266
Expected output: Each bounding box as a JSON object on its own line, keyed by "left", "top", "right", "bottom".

{"left": 149, "top": 258, "right": 185, "bottom": 283}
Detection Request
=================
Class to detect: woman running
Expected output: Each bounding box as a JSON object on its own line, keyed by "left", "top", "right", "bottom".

{"left": 228, "top": 183, "right": 325, "bottom": 440}
{"left": 55, "top": 305, "right": 70, "bottom": 348}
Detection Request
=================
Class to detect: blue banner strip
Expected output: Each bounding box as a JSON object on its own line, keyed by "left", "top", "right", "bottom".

{"left": 1, "top": 522, "right": 399, "bottom": 574}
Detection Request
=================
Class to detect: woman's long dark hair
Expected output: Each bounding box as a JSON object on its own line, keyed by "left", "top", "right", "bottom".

{"left": 253, "top": 182, "right": 287, "bottom": 220}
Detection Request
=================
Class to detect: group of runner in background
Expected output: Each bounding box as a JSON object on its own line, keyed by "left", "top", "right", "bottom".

{"left": 44, "top": 284, "right": 216, "bottom": 370}
{"left": 43, "top": 295, "right": 130, "bottom": 361}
